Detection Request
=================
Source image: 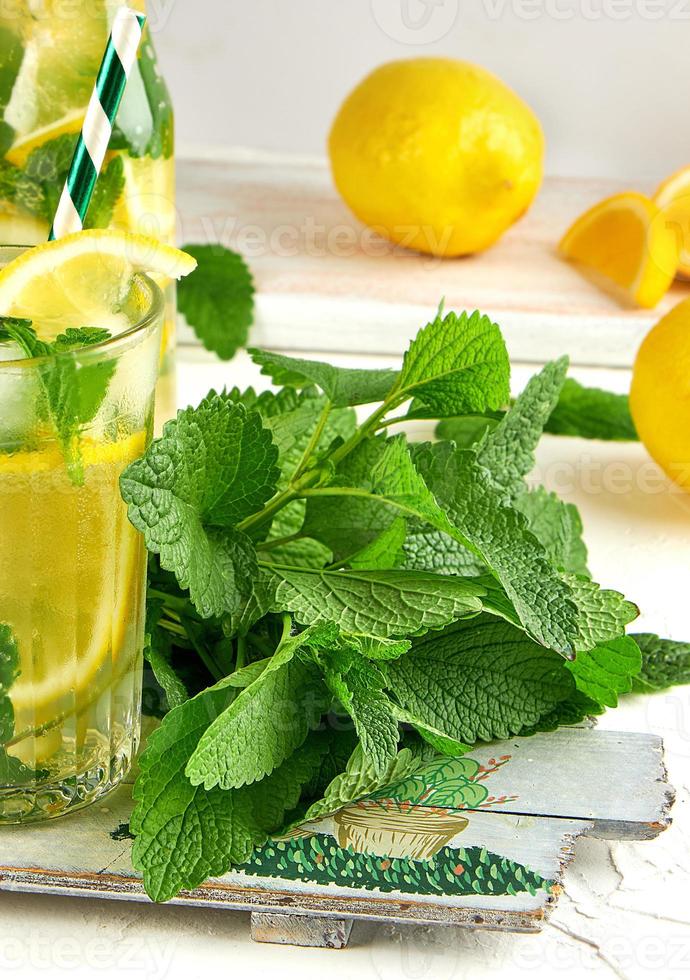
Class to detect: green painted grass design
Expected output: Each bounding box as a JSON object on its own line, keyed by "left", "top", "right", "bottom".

{"left": 237, "top": 835, "right": 554, "bottom": 898}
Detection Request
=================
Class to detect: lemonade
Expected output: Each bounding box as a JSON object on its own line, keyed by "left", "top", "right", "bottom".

{"left": 0, "top": 1, "right": 177, "bottom": 422}
{"left": 0, "top": 434, "right": 149, "bottom": 820}
{"left": 0, "top": 232, "right": 195, "bottom": 823}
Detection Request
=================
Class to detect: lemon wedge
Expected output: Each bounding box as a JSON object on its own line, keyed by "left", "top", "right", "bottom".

{"left": 5, "top": 109, "right": 85, "bottom": 168}
{"left": 559, "top": 192, "right": 679, "bottom": 308}
{"left": 653, "top": 166, "right": 690, "bottom": 279}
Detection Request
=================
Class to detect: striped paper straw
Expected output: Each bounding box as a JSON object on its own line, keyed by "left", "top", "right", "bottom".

{"left": 49, "top": 7, "right": 146, "bottom": 240}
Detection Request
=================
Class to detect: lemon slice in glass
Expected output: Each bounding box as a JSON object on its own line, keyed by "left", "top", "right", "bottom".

{"left": 0, "top": 228, "right": 196, "bottom": 339}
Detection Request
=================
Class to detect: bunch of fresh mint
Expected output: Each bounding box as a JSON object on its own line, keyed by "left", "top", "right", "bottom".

{"left": 119, "top": 307, "right": 690, "bottom": 903}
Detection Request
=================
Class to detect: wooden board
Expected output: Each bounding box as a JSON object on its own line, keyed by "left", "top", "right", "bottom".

{"left": 176, "top": 151, "right": 690, "bottom": 367}
{"left": 0, "top": 728, "right": 673, "bottom": 947}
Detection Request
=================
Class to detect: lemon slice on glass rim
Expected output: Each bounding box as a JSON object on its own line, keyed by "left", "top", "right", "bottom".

{"left": 0, "top": 229, "right": 196, "bottom": 339}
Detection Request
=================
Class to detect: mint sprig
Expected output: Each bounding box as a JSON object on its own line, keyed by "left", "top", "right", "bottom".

{"left": 0, "top": 318, "right": 113, "bottom": 482}
{"left": 119, "top": 305, "right": 689, "bottom": 903}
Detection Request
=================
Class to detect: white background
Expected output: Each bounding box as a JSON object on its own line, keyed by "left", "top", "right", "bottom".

{"left": 149, "top": 0, "right": 690, "bottom": 178}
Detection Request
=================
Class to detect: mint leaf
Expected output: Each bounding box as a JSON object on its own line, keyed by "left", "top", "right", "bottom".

{"left": 0, "top": 159, "right": 45, "bottom": 217}
{"left": 178, "top": 245, "right": 255, "bottom": 361}
{"left": 0, "top": 623, "right": 45, "bottom": 785}
{"left": 263, "top": 398, "right": 355, "bottom": 489}
{"left": 121, "top": 394, "right": 280, "bottom": 618}
{"left": 84, "top": 155, "right": 125, "bottom": 229}
{"left": 0, "top": 26, "right": 23, "bottom": 154}
{"left": 393, "top": 707, "right": 471, "bottom": 757}
{"left": 435, "top": 414, "right": 499, "bottom": 446}
{"left": 321, "top": 650, "right": 399, "bottom": 776}
{"left": 476, "top": 358, "right": 569, "bottom": 499}
{"left": 186, "top": 624, "right": 335, "bottom": 790}
{"left": 566, "top": 636, "right": 641, "bottom": 707}
{"left": 0, "top": 319, "right": 114, "bottom": 482}
{"left": 416, "top": 442, "right": 580, "bottom": 654}
{"left": 395, "top": 309, "right": 510, "bottom": 415}
{"left": 631, "top": 634, "right": 690, "bottom": 692}
{"left": 262, "top": 565, "right": 485, "bottom": 638}
{"left": 349, "top": 516, "right": 407, "bottom": 570}
{"left": 563, "top": 575, "right": 639, "bottom": 651}
{"left": 546, "top": 379, "right": 638, "bottom": 441}
{"left": 0, "top": 622, "right": 20, "bottom": 743}
{"left": 24, "top": 133, "right": 78, "bottom": 220}
{"left": 515, "top": 487, "right": 589, "bottom": 576}
{"left": 303, "top": 436, "right": 459, "bottom": 566}
{"left": 131, "top": 683, "right": 330, "bottom": 902}
{"left": 400, "top": 524, "right": 485, "bottom": 577}
{"left": 383, "top": 616, "right": 577, "bottom": 743}
{"left": 249, "top": 348, "right": 398, "bottom": 407}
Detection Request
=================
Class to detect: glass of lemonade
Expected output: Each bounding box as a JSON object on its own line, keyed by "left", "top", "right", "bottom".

{"left": 0, "top": 247, "right": 163, "bottom": 824}
{"left": 0, "top": 1, "right": 176, "bottom": 424}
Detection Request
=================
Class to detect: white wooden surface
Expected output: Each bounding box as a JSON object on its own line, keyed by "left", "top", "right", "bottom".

{"left": 1, "top": 351, "right": 689, "bottom": 979}
{"left": 175, "top": 152, "right": 690, "bottom": 367}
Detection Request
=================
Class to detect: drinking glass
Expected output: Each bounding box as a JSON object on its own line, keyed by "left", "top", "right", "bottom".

{"left": 0, "top": 247, "right": 163, "bottom": 823}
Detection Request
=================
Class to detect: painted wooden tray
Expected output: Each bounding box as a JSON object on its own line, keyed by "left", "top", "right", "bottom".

{"left": 175, "top": 152, "right": 690, "bottom": 368}
{"left": 0, "top": 728, "right": 673, "bottom": 948}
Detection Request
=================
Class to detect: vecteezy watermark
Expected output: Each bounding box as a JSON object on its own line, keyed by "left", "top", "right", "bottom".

{"left": 477, "top": 0, "right": 690, "bottom": 21}
{"left": 371, "top": 0, "right": 459, "bottom": 43}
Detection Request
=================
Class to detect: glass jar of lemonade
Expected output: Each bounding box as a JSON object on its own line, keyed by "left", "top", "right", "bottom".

{"left": 0, "top": 1, "right": 176, "bottom": 422}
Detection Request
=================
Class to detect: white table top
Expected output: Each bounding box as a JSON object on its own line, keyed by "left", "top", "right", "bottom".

{"left": 2, "top": 350, "right": 689, "bottom": 980}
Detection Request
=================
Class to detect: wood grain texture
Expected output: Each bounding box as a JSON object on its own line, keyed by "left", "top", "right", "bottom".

{"left": 0, "top": 728, "right": 672, "bottom": 947}
{"left": 176, "top": 152, "right": 690, "bottom": 366}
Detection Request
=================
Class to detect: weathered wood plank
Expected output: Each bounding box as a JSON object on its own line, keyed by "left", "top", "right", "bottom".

{"left": 250, "top": 912, "right": 353, "bottom": 948}
{"left": 0, "top": 728, "right": 671, "bottom": 942}
{"left": 176, "top": 154, "right": 690, "bottom": 367}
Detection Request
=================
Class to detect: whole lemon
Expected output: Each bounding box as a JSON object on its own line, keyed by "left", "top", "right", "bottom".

{"left": 328, "top": 58, "right": 544, "bottom": 257}
{"left": 630, "top": 298, "right": 690, "bottom": 489}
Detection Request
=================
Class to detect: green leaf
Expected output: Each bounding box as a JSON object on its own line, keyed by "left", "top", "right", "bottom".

{"left": 321, "top": 650, "right": 400, "bottom": 777}
{"left": 515, "top": 487, "right": 589, "bottom": 576}
{"left": 262, "top": 565, "right": 485, "bottom": 638}
{"left": 143, "top": 602, "right": 188, "bottom": 711}
{"left": 476, "top": 358, "right": 569, "bottom": 499}
{"left": 545, "top": 379, "right": 638, "bottom": 441}
{"left": 396, "top": 310, "right": 510, "bottom": 415}
{"left": 83, "top": 155, "right": 125, "bottom": 229}
{"left": 348, "top": 516, "right": 407, "bottom": 570}
{"left": 131, "top": 681, "right": 331, "bottom": 902}
{"left": 630, "top": 634, "right": 690, "bottom": 692}
{"left": 383, "top": 616, "right": 577, "bottom": 743}
{"left": 563, "top": 575, "right": 639, "bottom": 652}
{"left": 0, "top": 623, "right": 45, "bottom": 785}
{"left": 249, "top": 348, "right": 398, "bottom": 407}
{"left": 400, "top": 524, "right": 485, "bottom": 577}
{"left": 435, "top": 414, "right": 500, "bottom": 446}
{"left": 263, "top": 398, "right": 355, "bottom": 490}
{"left": 304, "top": 436, "right": 459, "bottom": 566}
{"left": 0, "top": 622, "right": 20, "bottom": 743}
{"left": 416, "top": 442, "right": 580, "bottom": 654}
{"left": 24, "top": 132, "right": 78, "bottom": 220}
{"left": 0, "top": 319, "right": 115, "bottom": 482}
{"left": 0, "top": 26, "right": 23, "bottom": 153}
{"left": 393, "top": 707, "right": 471, "bottom": 757}
{"left": 121, "top": 394, "right": 280, "bottom": 618}
{"left": 186, "top": 624, "right": 336, "bottom": 790}
{"left": 178, "top": 245, "right": 255, "bottom": 361}
{"left": 0, "top": 159, "right": 45, "bottom": 219}
{"left": 565, "top": 636, "right": 642, "bottom": 707}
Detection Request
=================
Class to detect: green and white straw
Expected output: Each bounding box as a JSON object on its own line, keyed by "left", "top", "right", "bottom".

{"left": 49, "top": 7, "right": 146, "bottom": 241}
